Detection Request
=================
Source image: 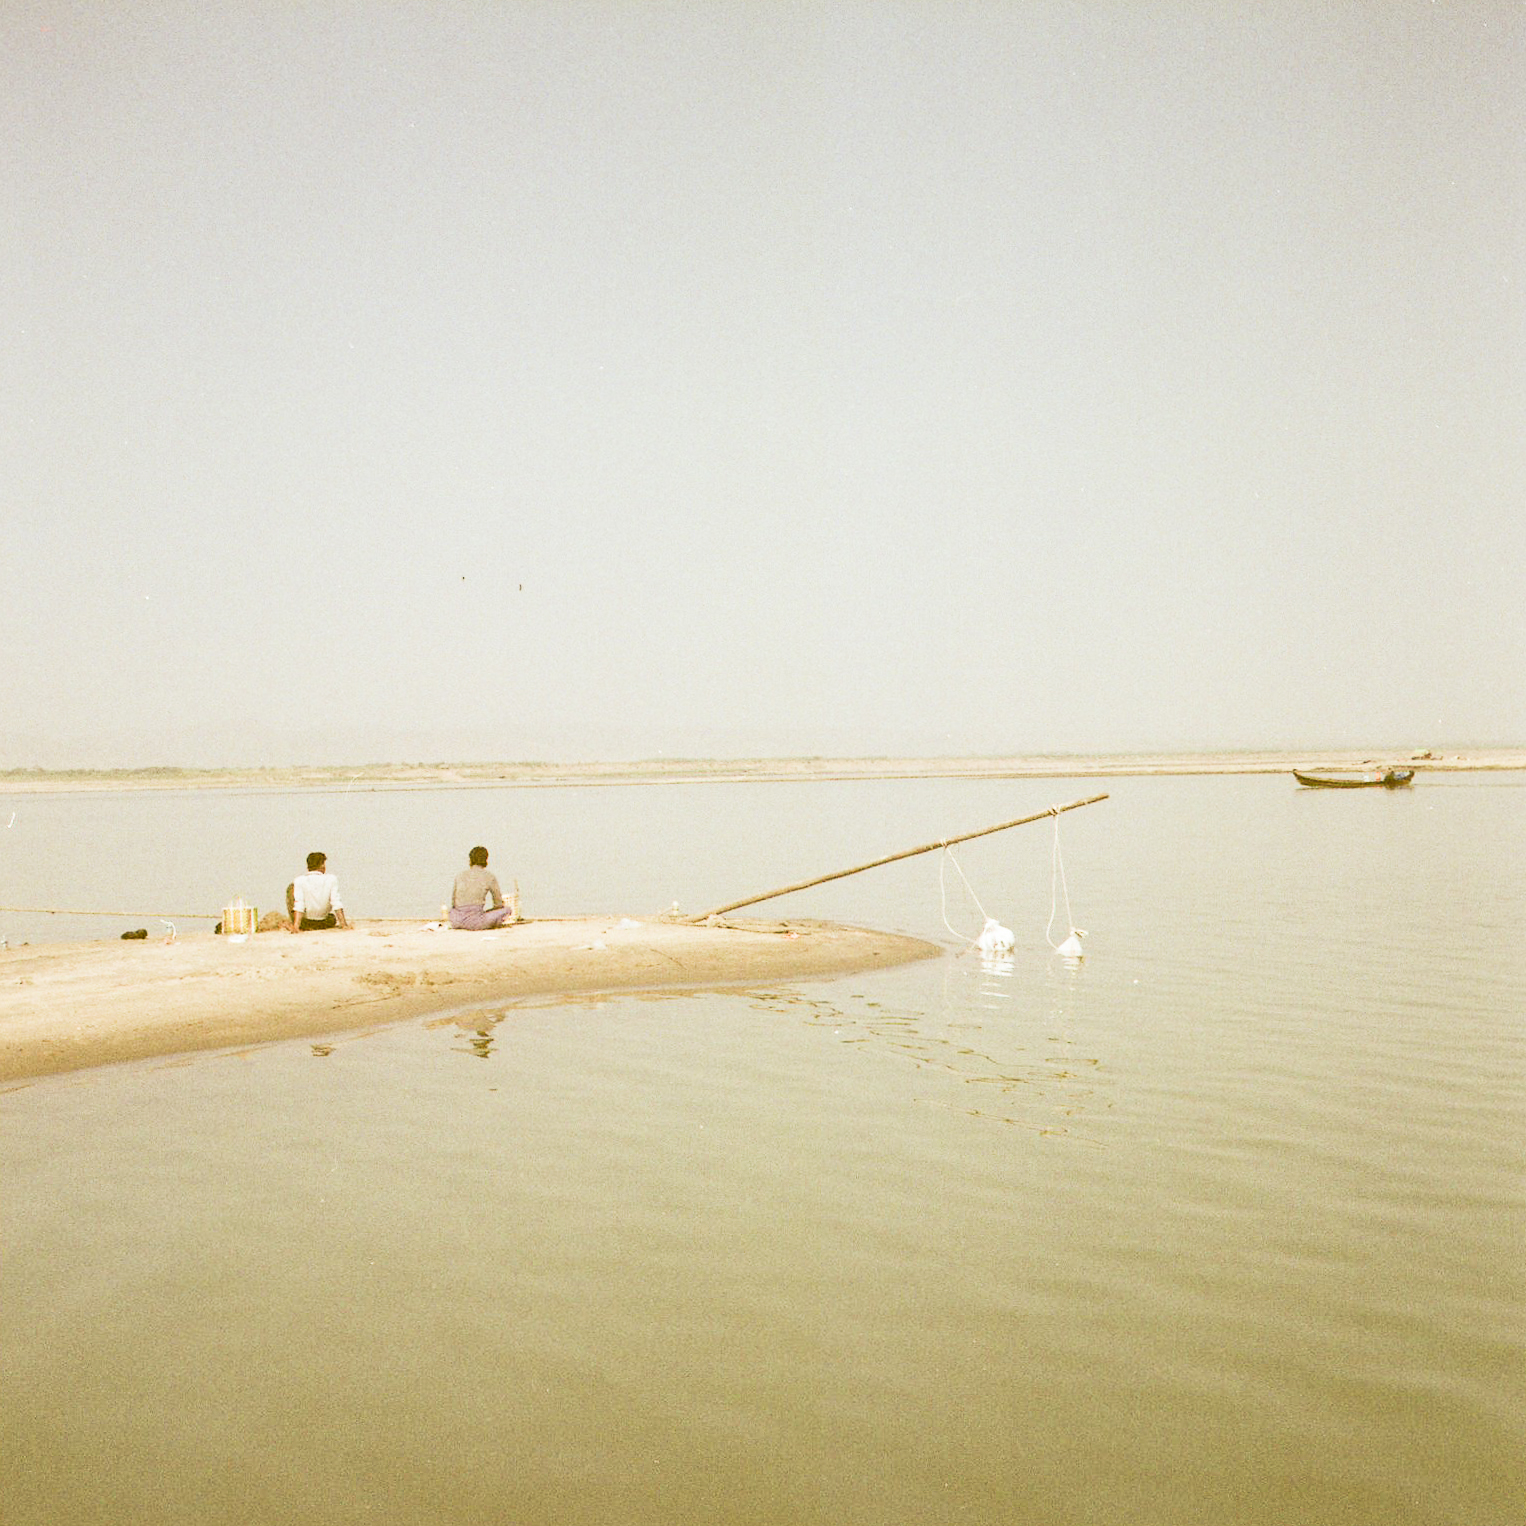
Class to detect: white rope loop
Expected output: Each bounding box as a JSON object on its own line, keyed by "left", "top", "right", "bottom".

{"left": 1046, "top": 813, "right": 1075, "bottom": 951}
{"left": 938, "top": 845, "right": 989, "bottom": 948}
{"left": 1045, "top": 813, "right": 1091, "bottom": 960}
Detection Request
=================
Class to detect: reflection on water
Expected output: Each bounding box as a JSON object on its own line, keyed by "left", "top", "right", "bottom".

{"left": 441, "top": 1017, "right": 498, "bottom": 1060}
{"left": 2, "top": 775, "right": 1524, "bottom": 1526}
{"left": 975, "top": 950, "right": 1015, "bottom": 981}
{"left": 738, "top": 950, "right": 1108, "bottom": 1140}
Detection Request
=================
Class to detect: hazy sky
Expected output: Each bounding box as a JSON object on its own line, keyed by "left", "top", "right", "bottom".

{"left": 4, "top": 0, "right": 1521, "bottom": 766}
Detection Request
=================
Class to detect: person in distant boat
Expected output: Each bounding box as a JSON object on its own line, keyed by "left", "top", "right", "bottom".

{"left": 289, "top": 851, "right": 350, "bottom": 932}
{"left": 450, "top": 846, "right": 517, "bottom": 930}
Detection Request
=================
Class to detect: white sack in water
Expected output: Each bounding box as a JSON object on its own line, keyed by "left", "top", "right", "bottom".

{"left": 976, "top": 917, "right": 1015, "bottom": 956}
{"left": 1055, "top": 930, "right": 1085, "bottom": 960}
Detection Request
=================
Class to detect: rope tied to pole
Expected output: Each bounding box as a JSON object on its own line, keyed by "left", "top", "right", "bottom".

{"left": 938, "top": 845, "right": 990, "bottom": 947}
{"left": 1045, "top": 813, "right": 1086, "bottom": 955}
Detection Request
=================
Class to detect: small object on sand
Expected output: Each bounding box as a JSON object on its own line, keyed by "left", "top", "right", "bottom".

{"left": 220, "top": 900, "right": 257, "bottom": 936}
{"left": 121, "top": 928, "right": 149, "bottom": 940}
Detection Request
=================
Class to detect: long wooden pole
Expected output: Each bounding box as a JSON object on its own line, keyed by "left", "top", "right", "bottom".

{"left": 688, "top": 792, "right": 1108, "bottom": 921}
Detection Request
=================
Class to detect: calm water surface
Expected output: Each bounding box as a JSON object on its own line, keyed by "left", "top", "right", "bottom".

{"left": 2, "top": 775, "right": 1522, "bottom": 1524}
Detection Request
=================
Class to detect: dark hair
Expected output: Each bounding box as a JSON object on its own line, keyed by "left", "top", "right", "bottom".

{"left": 468, "top": 845, "right": 489, "bottom": 867}
{"left": 306, "top": 851, "right": 326, "bottom": 871}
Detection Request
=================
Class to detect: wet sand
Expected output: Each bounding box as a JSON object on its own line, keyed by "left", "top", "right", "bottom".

{"left": 0, "top": 916, "right": 939, "bottom": 1084}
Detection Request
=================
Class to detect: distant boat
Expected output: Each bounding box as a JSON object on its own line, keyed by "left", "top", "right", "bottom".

{"left": 1293, "top": 767, "right": 1415, "bottom": 789}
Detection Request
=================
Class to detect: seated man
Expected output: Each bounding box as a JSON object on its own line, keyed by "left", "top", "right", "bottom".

{"left": 449, "top": 845, "right": 518, "bottom": 930}
{"left": 290, "top": 851, "right": 350, "bottom": 932}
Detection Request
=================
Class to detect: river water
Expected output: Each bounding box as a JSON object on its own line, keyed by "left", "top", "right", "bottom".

{"left": 2, "top": 773, "right": 1522, "bottom": 1524}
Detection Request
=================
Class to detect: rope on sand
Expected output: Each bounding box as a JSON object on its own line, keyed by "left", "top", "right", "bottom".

{"left": 0, "top": 905, "right": 219, "bottom": 920}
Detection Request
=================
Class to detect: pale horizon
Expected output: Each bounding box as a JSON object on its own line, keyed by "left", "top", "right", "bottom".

{"left": 6, "top": 2, "right": 1522, "bottom": 771}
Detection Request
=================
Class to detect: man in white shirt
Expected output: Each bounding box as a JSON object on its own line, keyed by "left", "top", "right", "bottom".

{"left": 289, "top": 851, "right": 350, "bottom": 932}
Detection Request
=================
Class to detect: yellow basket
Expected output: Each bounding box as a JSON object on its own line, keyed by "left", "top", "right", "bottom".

{"left": 221, "top": 900, "right": 258, "bottom": 936}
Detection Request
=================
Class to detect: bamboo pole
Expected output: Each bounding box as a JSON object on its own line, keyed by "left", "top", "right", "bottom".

{"left": 688, "top": 792, "right": 1108, "bottom": 922}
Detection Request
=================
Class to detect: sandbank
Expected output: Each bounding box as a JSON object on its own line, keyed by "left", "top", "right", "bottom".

{"left": 0, "top": 916, "right": 939, "bottom": 1085}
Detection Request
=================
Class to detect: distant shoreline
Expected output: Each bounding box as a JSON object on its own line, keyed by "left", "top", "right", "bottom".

{"left": 1, "top": 748, "right": 1521, "bottom": 795}
{"left": 4, "top": 749, "right": 1524, "bottom": 794}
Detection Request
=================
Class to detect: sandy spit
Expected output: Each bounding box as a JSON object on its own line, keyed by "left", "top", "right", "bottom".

{"left": 0, "top": 916, "right": 939, "bottom": 1085}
